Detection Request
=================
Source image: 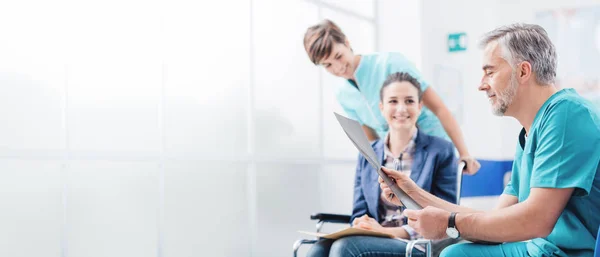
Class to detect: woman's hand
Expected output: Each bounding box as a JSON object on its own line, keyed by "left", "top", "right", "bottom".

{"left": 352, "top": 215, "right": 386, "bottom": 234}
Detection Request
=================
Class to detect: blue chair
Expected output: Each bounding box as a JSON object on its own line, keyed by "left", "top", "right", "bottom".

{"left": 594, "top": 225, "right": 600, "bottom": 257}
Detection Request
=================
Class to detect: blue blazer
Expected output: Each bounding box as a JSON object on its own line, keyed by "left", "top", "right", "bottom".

{"left": 350, "top": 130, "right": 458, "bottom": 223}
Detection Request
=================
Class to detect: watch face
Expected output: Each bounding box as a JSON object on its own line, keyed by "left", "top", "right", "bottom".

{"left": 446, "top": 227, "right": 459, "bottom": 239}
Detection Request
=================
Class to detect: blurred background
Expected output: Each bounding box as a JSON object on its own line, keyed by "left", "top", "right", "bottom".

{"left": 0, "top": 0, "right": 599, "bottom": 256}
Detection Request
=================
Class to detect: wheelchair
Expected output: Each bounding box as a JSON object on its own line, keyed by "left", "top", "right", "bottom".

{"left": 292, "top": 161, "right": 467, "bottom": 257}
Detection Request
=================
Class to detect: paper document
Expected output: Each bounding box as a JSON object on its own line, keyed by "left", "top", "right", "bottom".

{"left": 334, "top": 112, "right": 422, "bottom": 210}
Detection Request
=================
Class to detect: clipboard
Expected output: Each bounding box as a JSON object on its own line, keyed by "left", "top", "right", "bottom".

{"left": 298, "top": 227, "right": 394, "bottom": 240}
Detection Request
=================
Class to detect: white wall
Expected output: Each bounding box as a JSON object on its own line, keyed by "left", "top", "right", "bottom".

{"left": 420, "top": 0, "right": 600, "bottom": 209}
{"left": 421, "top": 0, "right": 600, "bottom": 160}
{"left": 421, "top": 0, "right": 510, "bottom": 161}
{"left": 378, "top": 0, "right": 422, "bottom": 69}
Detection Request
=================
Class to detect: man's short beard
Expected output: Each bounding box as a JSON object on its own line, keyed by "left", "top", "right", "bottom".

{"left": 493, "top": 72, "right": 518, "bottom": 116}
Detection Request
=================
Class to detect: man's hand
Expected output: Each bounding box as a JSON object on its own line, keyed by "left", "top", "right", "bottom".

{"left": 352, "top": 215, "right": 387, "bottom": 234}
{"left": 378, "top": 167, "right": 418, "bottom": 206}
{"left": 403, "top": 206, "right": 451, "bottom": 240}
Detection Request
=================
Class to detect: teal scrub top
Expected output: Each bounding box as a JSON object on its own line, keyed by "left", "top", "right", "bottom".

{"left": 503, "top": 88, "right": 600, "bottom": 257}
{"left": 336, "top": 52, "right": 447, "bottom": 140}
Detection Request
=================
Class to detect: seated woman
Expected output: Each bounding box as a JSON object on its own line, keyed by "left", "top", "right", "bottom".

{"left": 307, "top": 72, "right": 458, "bottom": 257}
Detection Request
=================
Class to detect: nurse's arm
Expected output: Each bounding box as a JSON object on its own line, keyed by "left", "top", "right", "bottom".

{"left": 362, "top": 125, "right": 379, "bottom": 141}
{"left": 421, "top": 87, "right": 477, "bottom": 173}
{"left": 456, "top": 187, "right": 574, "bottom": 242}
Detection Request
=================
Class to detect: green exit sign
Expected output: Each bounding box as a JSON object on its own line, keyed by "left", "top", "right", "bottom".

{"left": 448, "top": 32, "right": 467, "bottom": 52}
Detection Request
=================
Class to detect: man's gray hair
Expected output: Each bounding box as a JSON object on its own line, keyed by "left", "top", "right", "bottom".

{"left": 480, "top": 23, "right": 557, "bottom": 85}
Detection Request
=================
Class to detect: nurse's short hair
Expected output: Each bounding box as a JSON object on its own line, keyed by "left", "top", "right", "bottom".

{"left": 303, "top": 19, "right": 347, "bottom": 65}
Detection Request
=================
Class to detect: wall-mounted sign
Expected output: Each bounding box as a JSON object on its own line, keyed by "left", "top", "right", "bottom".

{"left": 448, "top": 32, "right": 467, "bottom": 52}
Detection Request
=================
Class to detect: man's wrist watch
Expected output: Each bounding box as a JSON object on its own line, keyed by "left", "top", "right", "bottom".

{"left": 446, "top": 212, "right": 460, "bottom": 239}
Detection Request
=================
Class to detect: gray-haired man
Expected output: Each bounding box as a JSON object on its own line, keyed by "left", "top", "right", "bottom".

{"left": 379, "top": 23, "right": 600, "bottom": 257}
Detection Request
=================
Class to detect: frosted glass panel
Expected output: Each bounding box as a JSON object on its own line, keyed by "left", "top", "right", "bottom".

{"left": 0, "top": 160, "right": 62, "bottom": 257}
{"left": 322, "top": 0, "right": 375, "bottom": 18}
{"left": 252, "top": 0, "right": 321, "bottom": 158}
{"left": 66, "top": 0, "right": 162, "bottom": 153}
{"left": 66, "top": 161, "right": 159, "bottom": 257}
{"left": 322, "top": 71, "right": 359, "bottom": 159}
{"left": 254, "top": 164, "right": 321, "bottom": 257}
{"left": 0, "top": 1, "right": 66, "bottom": 150}
{"left": 163, "top": 161, "right": 249, "bottom": 257}
{"left": 164, "top": 0, "right": 250, "bottom": 157}
{"left": 318, "top": 163, "right": 355, "bottom": 214}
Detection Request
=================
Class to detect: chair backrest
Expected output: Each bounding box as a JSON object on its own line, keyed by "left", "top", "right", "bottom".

{"left": 456, "top": 161, "right": 466, "bottom": 205}
{"left": 594, "top": 225, "right": 600, "bottom": 257}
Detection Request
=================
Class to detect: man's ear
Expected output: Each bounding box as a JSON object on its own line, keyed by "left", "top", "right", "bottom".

{"left": 518, "top": 61, "right": 533, "bottom": 83}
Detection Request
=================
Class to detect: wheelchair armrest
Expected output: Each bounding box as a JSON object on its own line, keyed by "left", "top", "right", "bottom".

{"left": 310, "top": 213, "right": 352, "bottom": 224}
